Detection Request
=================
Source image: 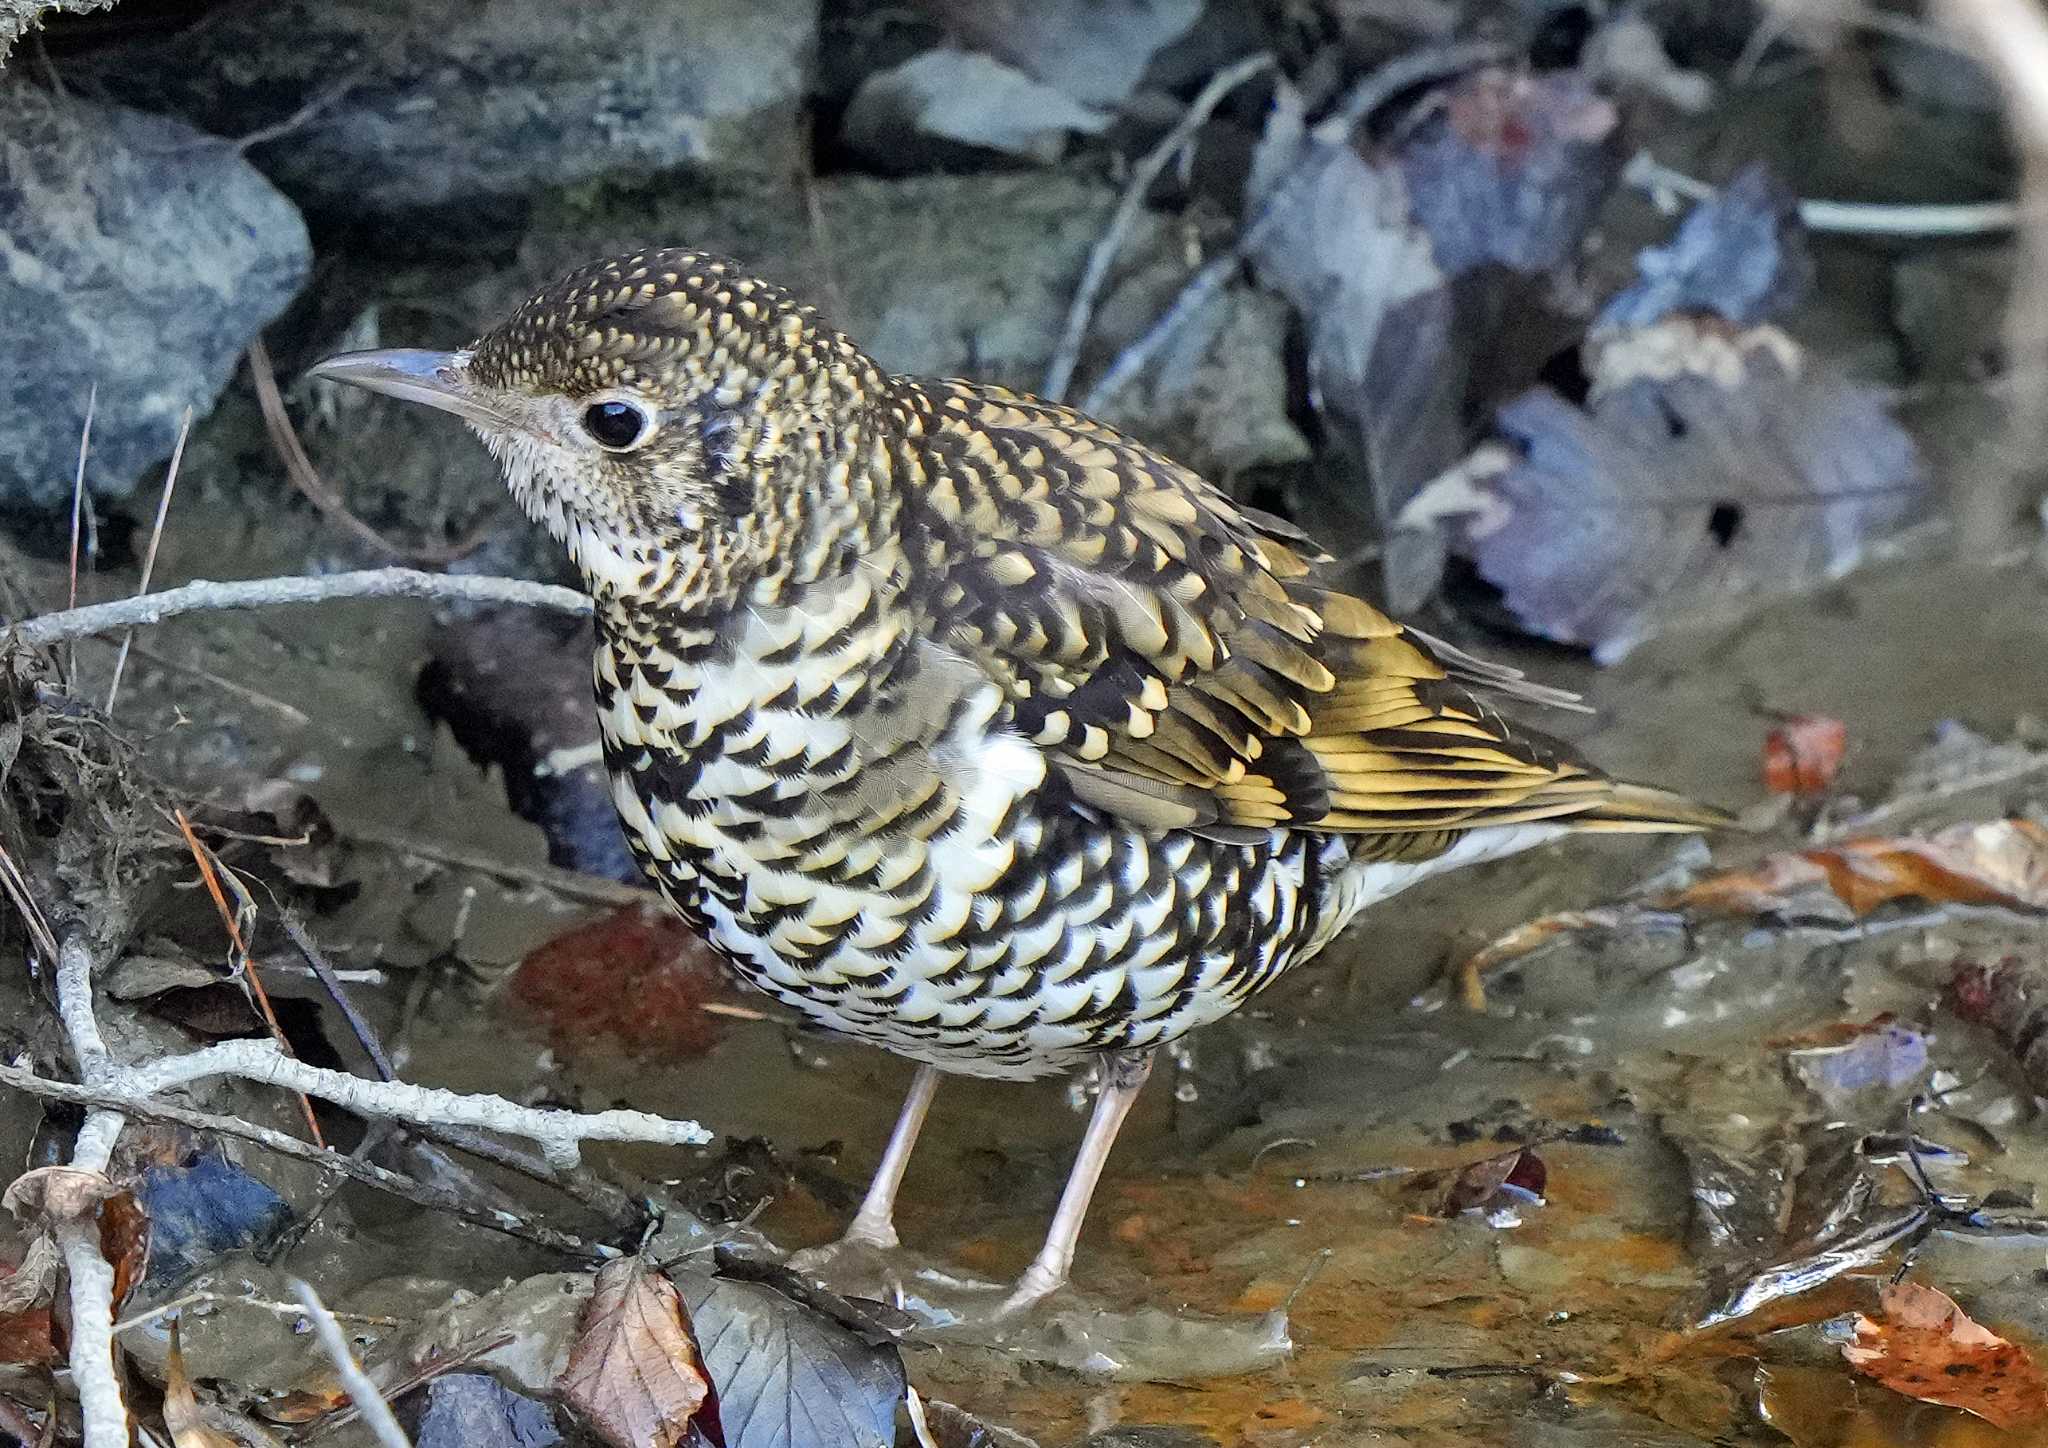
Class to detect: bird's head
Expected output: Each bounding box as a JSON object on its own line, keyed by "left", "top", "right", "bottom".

{"left": 309, "top": 249, "right": 888, "bottom": 603}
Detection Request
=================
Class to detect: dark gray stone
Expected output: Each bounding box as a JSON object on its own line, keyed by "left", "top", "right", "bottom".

{"left": 79, "top": 0, "right": 818, "bottom": 217}
{"left": 0, "top": 83, "right": 309, "bottom": 507}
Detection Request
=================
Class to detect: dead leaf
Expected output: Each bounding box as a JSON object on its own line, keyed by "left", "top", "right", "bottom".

{"left": 1412, "top": 1146, "right": 1548, "bottom": 1216}
{"left": 0, "top": 1238, "right": 57, "bottom": 1316}
{"left": 558, "top": 1256, "right": 723, "bottom": 1448}
{"left": 1665, "top": 819, "right": 2048, "bottom": 919}
{"left": 1448, "top": 318, "right": 1926, "bottom": 662}
{"left": 1764, "top": 715, "right": 1847, "bottom": 797}
{"left": 164, "top": 1319, "right": 238, "bottom": 1448}
{"left": 1841, "top": 1281, "right": 2048, "bottom": 1429}
{"left": 513, "top": 907, "right": 731, "bottom": 1061}
{"left": 97, "top": 1188, "right": 149, "bottom": 1313}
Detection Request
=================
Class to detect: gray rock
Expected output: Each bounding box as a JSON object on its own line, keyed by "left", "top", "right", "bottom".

{"left": 948, "top": 0, "right": 1205, "bottom": 108}
{"left": 77, "top": 0, "right": 817, "bottom": 217}
{"left": 842, "top": 50, "right": 1110, "bottom": 169}
{"left": 0, "top": 83, "right": 309, "bottom": 508}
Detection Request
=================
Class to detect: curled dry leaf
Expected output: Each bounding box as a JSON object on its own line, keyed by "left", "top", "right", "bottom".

{"left": 164, "top": 1319, "right": 238, "bottom": 1448}
{"left": 0, "top": 1249, "right": 58, "bottom": 1367}
{"left": 1841, "top": 1281, "right": 2048, "bottom": 1429}
{"left": 1949, "top": 955, "right": 2048, "bottom": 1097}
{"left": 1666, "top": 818, "right": 2048, "bottom": 919}
{"left": 1763, "top": 715, "right": 1847, "bottom": 797}
{"left": 1438, "top": 318, "right": 1925, "bottom": 661}
{"left": 558, "top": 1255, "right": 723, "bottom": 1448}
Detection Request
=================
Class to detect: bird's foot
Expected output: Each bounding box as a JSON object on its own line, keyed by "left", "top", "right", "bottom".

{"left": 786, "top": 1212, "right": 899, "bottom": 1276}
{"left": 995, "top": 1254, "right": 1067, "bottom": 1317}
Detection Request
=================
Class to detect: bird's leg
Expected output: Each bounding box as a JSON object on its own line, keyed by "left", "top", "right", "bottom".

{"left": 792, "top": 1064, "right": 940, "bottom": 1266}
{"left": 1001, "top": 1050, "right": 1154, "bottom": 1315}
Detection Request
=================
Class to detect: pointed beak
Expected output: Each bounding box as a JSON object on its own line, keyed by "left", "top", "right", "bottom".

{"left": 305, "top": 348, "right": 514, "bottom": 431}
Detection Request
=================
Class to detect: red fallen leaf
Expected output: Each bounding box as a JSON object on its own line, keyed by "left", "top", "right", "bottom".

{"left": 512, "top": 907, "right": 734, "bottom": 1060}
{"left": 558, "top": 1255, "right": 724, "bottom": 1448}
{"left": 0, "top": 1298, "right": 57, "bottom": 1369}
{"left": 1842, "top": 1281, "right": 2048, "bottom": 1429}
{"left": 1764, "top": 714, "right": 1847, "bottom": 796}
{"left": 1662, "top": 818, "right": 2048, "bottom": 918}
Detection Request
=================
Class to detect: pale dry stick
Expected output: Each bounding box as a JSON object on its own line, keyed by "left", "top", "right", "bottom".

{"left": 345, "top": 823, "right": 653, "bottom": 908}
{"left": 104, "top": 408, "right": 193, "bottom": 717}
{"left": 1621, "top": 150, "right": 2022, "bottom": 236}
{"left": 125, "top": 643, "right": 312, "bottom": 726}
{"left": 1081, "top": 39, "right": 1507, "bottom": 413}
{"left": 118, "top": 1290, "right": 405, "bottom": 1336}
{"left": 45, "top": 933, "right": 128, "bottom": 1448}
{"left": 0, "top": 1063, "right": 599, "bottom": 1256}
{"left": 7, "top": 568, "right": 592, "bottom": 651}
{"left": 1042, "top": 52, "right": 1276, "bottom": 401}
{"left": 291, "top": 1281, "right": 412, "bottom": 1448}
{"left": 65, "top": 381, "right": 96, "bottom": 685}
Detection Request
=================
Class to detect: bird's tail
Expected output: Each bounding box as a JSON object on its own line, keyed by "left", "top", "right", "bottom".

{"left": 1569, "top": 781, "right": 1738, "bottom": 833}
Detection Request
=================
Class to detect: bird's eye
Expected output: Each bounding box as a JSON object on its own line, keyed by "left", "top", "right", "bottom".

{"left": 581, "top": 399, "right": 651, "bottom": 450}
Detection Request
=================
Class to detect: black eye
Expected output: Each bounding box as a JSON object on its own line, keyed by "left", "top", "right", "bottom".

{"left": 582, "top": 400, "right": 649, "bottom": 450}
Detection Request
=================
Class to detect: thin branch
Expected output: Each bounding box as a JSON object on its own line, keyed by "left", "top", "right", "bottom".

{"left": 55, "top": 1214, "right": 123, "bottom": 1448}
{"left": 65, "top": 381, "right": 96, "bottom": 686}
{"left": 117, "top": 1289, "right": 405, "bottom": 1335}
{"left": 346, "top": 824, "right": 652, "bottom": 907}
{"left": 1043, "top": 52, "right": 1275, "bottom": 401}
{"left": 4, "top": 569, "right": 592, "bottom": 651}
{"left": 291, "top": 1281, "right": 412, "bottom": 1448}
{"left": 278, "top": 911, "right": 395, "bottom": 1081}
{"left": 105, "top": 408, "right": 192, "bottom": 716}
{"left": 1621, "top": 149, "right": 2021, "bottom": 236}
{"left": 80, "top": 1036, "right": 710, "bottom": 1169}
{"left": 0, "top": 1064, "right": 597, "bottom": 1256}
{"left": 1081, "top": 39, "right": 1507, "bottom": 413}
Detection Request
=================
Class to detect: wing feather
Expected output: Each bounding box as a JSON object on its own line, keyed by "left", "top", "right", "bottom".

{"left": 895, "top": 378, "right": 1722, "bottom": 842}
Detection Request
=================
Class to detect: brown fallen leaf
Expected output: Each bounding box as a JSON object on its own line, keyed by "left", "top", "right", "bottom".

{"left": 558, "top": 1255, "right": 724, "bottom": 1448}
{"left": 1665, "top": 818, "right": 2048, "bottom": 918}
{"left": 1763, "top": 715, "right": 1847, "bottom": 797}
{"left": 1841, "top": 1281, "right": 2048, "bottom": 1429}
{"left": 98, "top": 1188, "right": 149, "bottom": 1314}
{"left": 164, "top": 1319, "right": 238, "bottom": 1448}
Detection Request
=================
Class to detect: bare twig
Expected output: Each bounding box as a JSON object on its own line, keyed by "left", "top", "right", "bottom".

{"left": 175, "top": 811, "right": 324, "bottom": 1147}
{"left": 117, "top": 1290, "right": 405, "bottom": 1335}
{"left": 65, "top": 382, "right": 96, "bottom": 685}
{"left": 105, "top": 408, "right": 192, "bottom": 716}
{"left": 247, "top": 339, "right": 490, "bottom": 566}
{"left": 278, "top": 911, "right": 395, "bottom": 1081}
{"left": 125, "top": 643, "right": 313, "bottom": 725}
{"left": 1621, "top": 150, "right": 2021, "bottom": 235}
{"left": 1081, "top": 39, "right": 1506, "bottom": 413}
{"left": 0, "top": 1063, "right": 598, "bottom": 1257}
{"left": 1043, "top": 52, "right": 1275, "bottom": 401}
{"left": 5, "top": 568, "right": 592, "bottom": 651}
{"left": 290, "top": 1281, "right": 412, "bottom": 1448}
{"left": 346, "top": 824, "right": 652, "bottom": 907}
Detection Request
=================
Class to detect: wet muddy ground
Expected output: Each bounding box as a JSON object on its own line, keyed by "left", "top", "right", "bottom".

{"left": 11, "top": 480, "right": 2048, "bottom": 1445}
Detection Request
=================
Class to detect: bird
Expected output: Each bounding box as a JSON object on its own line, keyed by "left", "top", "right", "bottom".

{"left": 309, "top": 248, "right": 1726, "bottom": 1313}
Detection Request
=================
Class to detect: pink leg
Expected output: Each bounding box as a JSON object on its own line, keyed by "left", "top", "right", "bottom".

{"left": 1001, "top": 1052, "right": 1154, "bottom": 1314}
{"left": 796, "top": 1064, "right": 940, "bottom": 1261}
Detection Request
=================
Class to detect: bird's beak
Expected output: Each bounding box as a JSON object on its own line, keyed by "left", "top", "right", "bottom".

{"left": 305, "top": 348, "right": 513, "bottom": 431}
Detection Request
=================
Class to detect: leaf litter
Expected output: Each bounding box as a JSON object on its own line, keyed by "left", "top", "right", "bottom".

{"left": 1841, "top": 1282, "right": 2048, "bottom": 1430}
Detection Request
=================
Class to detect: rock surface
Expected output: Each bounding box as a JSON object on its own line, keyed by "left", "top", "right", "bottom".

{"left": 78, "top": 0, "right": 818, "bottom": 218}
{"left": 0, "top": 84, "right": 309, "bottom": 507}
{"left": 843, "top": 49, "right": 1110, "bottom": 168}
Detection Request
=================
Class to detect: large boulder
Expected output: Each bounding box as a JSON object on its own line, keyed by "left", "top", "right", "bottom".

{"left": 76, "top": 0, "right": 818, "bottom": 220}
{"left": 0, "top": 83, "right": 309, "bottom": 507}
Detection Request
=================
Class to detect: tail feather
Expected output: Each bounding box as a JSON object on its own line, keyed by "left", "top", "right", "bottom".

{"left": 1572, "top": 781, "right": 1738, "bottom": 833}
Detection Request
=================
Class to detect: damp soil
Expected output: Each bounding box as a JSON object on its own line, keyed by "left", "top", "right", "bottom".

{"left": 20, "top": 478, "right": 2048, "bottom": 1447}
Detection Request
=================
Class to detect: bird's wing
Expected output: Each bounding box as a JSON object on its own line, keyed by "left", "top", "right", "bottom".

{"left": 895, "top": 380, "right": 1720, "bottom": 843}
